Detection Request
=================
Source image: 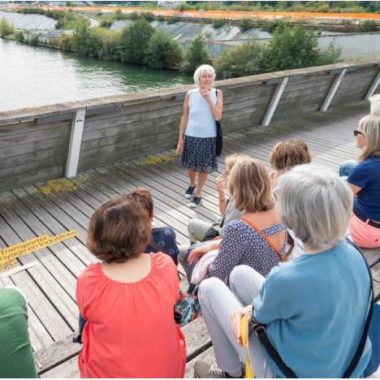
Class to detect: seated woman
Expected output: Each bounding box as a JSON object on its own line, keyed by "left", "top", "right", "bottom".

{"left": 179, "top": 154, "right": 246, "bottom": 280}
{"left": 76, "top": 196, "right": 186, "bottom": 378}
{"left": 269, "top": 139, "right": 311, "bottom": 186}
{"left": 186, "top": 154, "right": 247, "bottom": 243}
{"left": 339, "top": 97, "right": 380, "bottom": 248}
{"left": 268, "top": 139, "right": 312, "bottom": 258}
{"left": 195, "top": 165, "right": 371, "bottom": 378}
{"left": 0, "top": 287, "right": 37, "bottom": 378}
{"left": 188, "top": 158, "right": 287, "bottom": 283}
{"left": 126, "top": 187, "right": 180, "bottom": 265}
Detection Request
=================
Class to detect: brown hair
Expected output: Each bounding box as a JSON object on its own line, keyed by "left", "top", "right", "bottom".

{"left": 269, "top": 139, "right": 311, "bottom": 171}
{"left": 125, "top": 187, "right": 154, "bottom": 217}
{"left": 357, "top": 114, "right": 380, "bottom": 161}
{"left": 228, "top": 158, "right": 274, "bottom": 212}
{"left": 87, "top": 196, "right": 151, "bottom": 263}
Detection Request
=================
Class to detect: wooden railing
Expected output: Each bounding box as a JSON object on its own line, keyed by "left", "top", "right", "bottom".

{"left": 0, "top": 60, "right": 379, "bottom": 192}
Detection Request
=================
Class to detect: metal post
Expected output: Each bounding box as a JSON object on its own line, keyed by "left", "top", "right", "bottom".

{"left": 65, "top": 109, "right": 86, "bottom": 178}
{"left": 365, "top": 71, "right": 380, "bottom": 100}
{"left": 320, "top": 69, "right": 347, "bottom": 112}
{"left": 262, "top": 77, "right": 289, "bottom": 127}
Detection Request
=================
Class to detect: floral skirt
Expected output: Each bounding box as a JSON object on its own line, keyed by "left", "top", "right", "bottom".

{"left": 181, "top": 136, "right": 217, "bottom": 173}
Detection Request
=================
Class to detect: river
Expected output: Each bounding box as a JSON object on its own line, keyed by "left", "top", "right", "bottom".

{"left": 0, "top": 38, "right": 192, "bottom": 112}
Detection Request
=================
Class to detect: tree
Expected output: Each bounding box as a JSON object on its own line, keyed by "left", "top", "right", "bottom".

{"left": 182, "top": 34, "right": 210, "bottom": 74}
{"left": 120, "top": 19, "right": 154, "bottom": 64}
{"left": 145, "top": 31, "right": 183, "bottom": 69}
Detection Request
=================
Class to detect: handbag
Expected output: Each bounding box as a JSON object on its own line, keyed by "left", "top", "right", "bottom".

{"left": 250, "top": 240, "right": 374, "bottom": 378}
{"left": 215, "top": 89, "right": 223, "bottom": 157}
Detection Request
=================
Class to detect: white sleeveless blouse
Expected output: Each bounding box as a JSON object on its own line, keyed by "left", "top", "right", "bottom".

{"left": 185, "top": 88, "right": 217, "bottom": 138}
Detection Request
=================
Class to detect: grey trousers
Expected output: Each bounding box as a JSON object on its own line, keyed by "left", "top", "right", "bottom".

{"left": 198, "top": 265, "right": 274, "bottom": 378}
{"left": 187, "top": 218, "right": 213, "bottom": 243}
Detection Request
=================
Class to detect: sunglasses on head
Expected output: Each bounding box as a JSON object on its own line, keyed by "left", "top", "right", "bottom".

{"left": 353, "top": 129, "right": 364, "bottom": 137}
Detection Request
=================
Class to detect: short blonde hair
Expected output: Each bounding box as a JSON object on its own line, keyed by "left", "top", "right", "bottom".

{"left": 228, "top": 158, "right": 274, "bottom": 212}
{"left": 193, "top": 64, "right": 216, "bottom": 88}
{"left": 276, "top": 164, "right": 353, "bottom": 251}
{"left": 357, "top": 114, "right": 380, "bottom": 161}
{"left": 269, "top": 139, "right": 311, "bottom": 171}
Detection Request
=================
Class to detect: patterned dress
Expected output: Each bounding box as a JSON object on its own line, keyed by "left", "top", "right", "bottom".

{"left": 208, "top": 219, "right": 287, "bottom": 281}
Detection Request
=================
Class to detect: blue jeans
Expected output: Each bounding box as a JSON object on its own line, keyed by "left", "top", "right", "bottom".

{"left": 339, "top": 160, "right": 357, "bottom": 178}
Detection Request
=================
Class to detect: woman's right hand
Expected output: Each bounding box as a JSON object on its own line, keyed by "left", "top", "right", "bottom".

{"left": 230, "top": 305, "right": 252, "bottom": 345}
{"left": 188, "top": 244, "right": 211, "bottom": 265}
{"left": 176, "top": 139, "right": 184, "bottom": 156}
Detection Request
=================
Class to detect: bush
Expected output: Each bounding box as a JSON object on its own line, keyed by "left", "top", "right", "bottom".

{"left": 215, "top": 40, "right": 267, "bottom": 79}
{"left": 145, "top": 31, "right": 183, "bottom": 69}
{"left": 358, "top": 20, "right": 377, "bottom": 32}
{"left": 182, "top": 34, "right": 210, "bottom": 74}
{"left": 29, "top": 33, "right": 40, "bottom": 47}
{"left": 15, "top": 31, "right": 24, "bottom": 42}
{"left": 167, "top": 16, "right": 180, "bottom": 24}
{"left": 239, "top": 17, "right": 257, "bottom": 32}
{"left": 120, "top": 18, "right": 154, "bottom": 64}
{"left": 0, "top": 19, "right": 14, "bottom": 36}
{"left": 264, "top": 19, "right": 289, "bottom": 33}
{"left": 212, "top": 18, "right": 226, "bottom": 29}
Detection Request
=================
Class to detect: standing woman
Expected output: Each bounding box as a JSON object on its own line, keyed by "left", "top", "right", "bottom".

{"left": 176, "top": 64, "right": 223, "bottom": 208}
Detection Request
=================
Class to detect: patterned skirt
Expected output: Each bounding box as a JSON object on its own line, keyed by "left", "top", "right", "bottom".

{"left": 181, "top": 136, "right": 217, "bottom": 173}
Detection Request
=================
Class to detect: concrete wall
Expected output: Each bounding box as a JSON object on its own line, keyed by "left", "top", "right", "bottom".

{"left": 0, "top": 60, "right": 379, "bottom": 192}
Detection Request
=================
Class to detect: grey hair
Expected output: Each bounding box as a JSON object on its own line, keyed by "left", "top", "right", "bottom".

{"left": 276, "top": 164, "right": 353, "bottom": 251}
{"left": 193, "top": 64, "right": 216, "bottom": 87}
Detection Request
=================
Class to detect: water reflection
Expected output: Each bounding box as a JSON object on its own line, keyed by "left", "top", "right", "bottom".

{"left": 0, "top": 39, "right": 192, "bottom": 112}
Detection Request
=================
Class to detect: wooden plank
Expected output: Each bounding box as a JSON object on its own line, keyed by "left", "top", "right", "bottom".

{"left": 0, "top": 198, "right": 78, "bottom": 330}
{"left": 40, "top": 355, "right": 79, "bottom": 378}
{"left": 35, "top": 334, "right": 80, "bottom": 375}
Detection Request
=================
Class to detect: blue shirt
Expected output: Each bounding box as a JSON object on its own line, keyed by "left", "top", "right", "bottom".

{"left": 348, "top": 156, "right": 380, "bottom": 221}
{"left": 253, "top": 242, "right": 371, "bottom": 378}
{"left": 144, "top": 227, "right": 179, "bottom": 265}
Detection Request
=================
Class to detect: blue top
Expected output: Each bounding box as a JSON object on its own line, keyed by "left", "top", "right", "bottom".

{"left": 348, "top": 156, "right": 380, "bottom": 221}
{"left": 253, "top": 241, "right": 371, "bottom": 378}
{"left": 144, "top": 226, "right": 179, "bottom": 265}
{"left": 208, "top": 219, "right": 286, "bottom": 281}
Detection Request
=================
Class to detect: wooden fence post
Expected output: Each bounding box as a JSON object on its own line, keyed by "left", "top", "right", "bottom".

{"left": 65, "top": 109, "right": 86, "bottom": 178}
{"left": 320, "top": 69, "right": 347, "bottom": 112}
{"left": 262, "top": 77, "right": 289, "bottom": 127}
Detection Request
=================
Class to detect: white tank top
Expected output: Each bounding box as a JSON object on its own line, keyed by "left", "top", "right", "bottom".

{"left": 185, "top": 88, "right": 217, "bottom": 138}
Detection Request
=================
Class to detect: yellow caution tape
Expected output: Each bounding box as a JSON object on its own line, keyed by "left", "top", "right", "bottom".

{"left": 0, "top": 230, "right": 78, "bottom": 271}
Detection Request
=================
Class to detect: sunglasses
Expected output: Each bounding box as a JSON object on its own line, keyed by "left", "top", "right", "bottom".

{"left": 353, "top": 130, "right": 364, "bottom": 137}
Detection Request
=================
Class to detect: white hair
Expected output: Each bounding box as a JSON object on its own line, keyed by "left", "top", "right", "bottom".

{"left": 193, "top": 64, "right": 216, "bottom": 87}
{"left": 276, "top": 164, "right": 353, "bottom": 251}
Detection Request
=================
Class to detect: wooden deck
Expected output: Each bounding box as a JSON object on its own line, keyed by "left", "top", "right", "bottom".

{"left": 0, "top": 101, "right": 379, "bottom": 377}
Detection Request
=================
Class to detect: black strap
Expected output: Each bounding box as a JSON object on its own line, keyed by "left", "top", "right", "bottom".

{"left": 343, "top": 239, "right": 374, "bottom": 378}
{"left": 252, "top": 239, "right": 373, "bottom": 378}
{"left": 253, "top": 324, "right": 297, "bottom": 378}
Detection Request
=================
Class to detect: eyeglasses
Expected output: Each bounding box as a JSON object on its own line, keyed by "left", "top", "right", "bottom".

{"left": 353, "top": 129, "right": 364, "bottom": 137}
